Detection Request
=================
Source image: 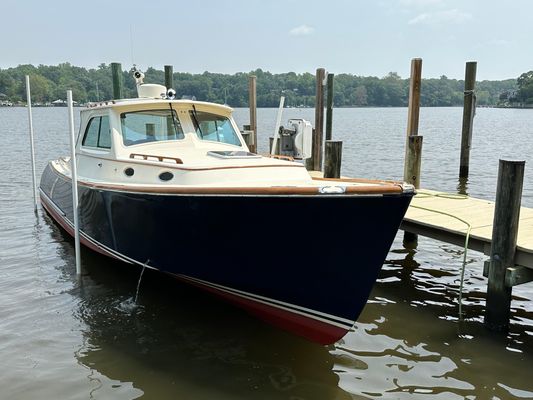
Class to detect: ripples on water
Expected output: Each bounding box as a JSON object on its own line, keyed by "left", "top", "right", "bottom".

{"left": 1, "top": 107, "right": 532, "bottom": 399}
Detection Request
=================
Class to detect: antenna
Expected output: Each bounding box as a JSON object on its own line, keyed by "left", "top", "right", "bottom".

{"left": 130, "top": 25, "right": 135, "bottom": 66}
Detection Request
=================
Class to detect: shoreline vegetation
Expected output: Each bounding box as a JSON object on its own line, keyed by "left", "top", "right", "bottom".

{"left": 0, "top": 63, "right": 532, "bottom": 108}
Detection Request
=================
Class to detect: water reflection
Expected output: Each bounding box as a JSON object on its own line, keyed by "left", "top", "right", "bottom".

{"left": 334, "top": 239, "right": 533, "bottom": 399}
{"left": 69, "top": 250, "right": 353, "bottom": 400}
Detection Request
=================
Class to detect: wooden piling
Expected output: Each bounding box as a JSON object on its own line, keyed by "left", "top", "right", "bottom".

{"left": 406, "top": 58, "right": 422, "bottom": 137}
{"left": 248, "top": 75, "right": 257, "bottom": 153}
{"left": 325, "top": 73, "right": 334, "bottom": 141}
{"left": 403, "top": 59, "right": 422, "bottom": 248}
{"left": 324, "top": 140, "right": 342, "bottom": 179}
{"left": 164, "top": 65, "right": 174, "bottom": 89}
{"left": 311, "top": 68, "right": 326, "bottom": 171}
{"left": 485, "top": 160, "right": 525, "bottom": 331}
{"left": 459, "top": 61, "right": 477, "bottom": 179}
{"left": 404, "top": 136, "right": 423, "bottom": 189}
{"left": 111, "top": 62, "right": 123, "bottom": 100}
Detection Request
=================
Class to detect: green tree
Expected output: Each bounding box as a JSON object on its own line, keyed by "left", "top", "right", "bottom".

{"left": 517, "top": 71, "right": 533, "bottom": 104}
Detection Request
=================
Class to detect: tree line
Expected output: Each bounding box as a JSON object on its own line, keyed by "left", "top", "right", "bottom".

{"left": 0, "top": 63, "right": 527, "bottom": 107}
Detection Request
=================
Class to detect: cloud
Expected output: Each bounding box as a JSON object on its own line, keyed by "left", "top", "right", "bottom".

{"left": 400, "top": 0, "right": 443, "bottom": 6}
{"left": 408, "top": 9, "right": 472, "bottom": 25}
{"left": 289, "top": 25, "right": 314, "bottom": 36}
{"left": 490, "top": 39, "right": 511, "bottom": 46}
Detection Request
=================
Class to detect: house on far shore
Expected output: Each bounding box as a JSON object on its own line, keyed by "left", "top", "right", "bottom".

{"left": 52, "top": 99, "right": 67, "bottom": 107}
{"left": 0, "top": 92, "right": 13, "bottom": 106}
{"left": 52, "top": 99, "right": 78, "bottom": 107}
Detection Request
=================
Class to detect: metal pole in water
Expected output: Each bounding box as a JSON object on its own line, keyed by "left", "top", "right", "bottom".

{"left": 67, "top": 90, "right": 81, "bottom": 275}
{"left": 25, "top": 75, "right": 38, "bottom": 211}
{"left": 271, "top": 96, "right": 285, "bottom": 155}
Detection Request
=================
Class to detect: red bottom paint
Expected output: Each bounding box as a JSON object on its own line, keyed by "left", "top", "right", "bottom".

{"left": 175, "top": 276, "right": 349, "bottom": 345}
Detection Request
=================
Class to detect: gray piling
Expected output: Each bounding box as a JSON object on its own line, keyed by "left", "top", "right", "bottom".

{"left": 324, "top": 140, "right": 342, "bottom": 179}
{"left": 325, "top": 73, "right": 334, "bottom": 141}
{"left": 111, "top": 62, "right": 123, "bottom": 100}
{"left": 248, "top": 75, "right": 257, "bottom": 153}
{"left": 403, "top": 58, "right": 423, "bottom": 248}
{"left": 311, "top": 68, "right": 326, "bottom": 171}
{"left": 485, "top": 160, "right": 525, "bottom": 331}
{"left": 164, "top": 65, "right": 174, "bottom": 89}
{"left": 459, "top": 61, "right": 477, "bottom": 179}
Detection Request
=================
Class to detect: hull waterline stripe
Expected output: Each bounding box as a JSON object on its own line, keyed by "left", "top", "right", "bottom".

{"left": 40, "top": 189, "right": 355, "bottom": 331}
{"left": 176, "top": 274, "right": 355, "bottom": 330}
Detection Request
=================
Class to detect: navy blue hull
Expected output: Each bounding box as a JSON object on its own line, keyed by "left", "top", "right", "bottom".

{"left": 40, "top": 164, "right": 412, "bottom": 343}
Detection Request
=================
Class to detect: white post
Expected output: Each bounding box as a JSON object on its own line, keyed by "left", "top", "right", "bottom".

{"left": 25, "top": 75, "right": 38, "bottom": 210}
{"left": 270, "top": 96, "right": 285, "bottom": 155}
{"left": 67, "top": 90, "right": 81, "bottom": 275}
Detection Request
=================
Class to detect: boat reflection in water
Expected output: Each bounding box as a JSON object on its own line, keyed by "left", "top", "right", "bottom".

{"left": 72, "top": 250, "right": 355, "bottom": 400}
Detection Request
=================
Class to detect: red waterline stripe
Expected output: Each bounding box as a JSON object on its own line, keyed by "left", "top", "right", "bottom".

{"left": 173, "top": 274, "right": 348, "bottom": 345}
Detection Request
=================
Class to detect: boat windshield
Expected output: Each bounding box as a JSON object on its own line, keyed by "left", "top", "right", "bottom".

{"left": 120, "top": 109, "right": 184, "bottom": 146}
{"left": 189, "top": 111, "right": 241, "bottom": 146}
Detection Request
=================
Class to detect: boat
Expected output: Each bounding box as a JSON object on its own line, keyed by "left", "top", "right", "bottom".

{"left": 39, "top": 70, "right": 414, "bottom": 344}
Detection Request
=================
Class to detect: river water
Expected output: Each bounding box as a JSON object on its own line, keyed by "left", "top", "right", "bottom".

{"left": 0, "top": 106, "right": 532, "bottom": 399}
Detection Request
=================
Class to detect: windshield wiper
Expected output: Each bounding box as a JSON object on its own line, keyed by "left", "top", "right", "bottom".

{"left": 191, "top": 104, "right": 203, "bottom": 138}
{"left": 168, "top": 102, "right": 181, "bottom": 138}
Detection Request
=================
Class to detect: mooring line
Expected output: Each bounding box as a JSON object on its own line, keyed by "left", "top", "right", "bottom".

{"left": 410, "top": 191, "right": 472, "bottom": 320}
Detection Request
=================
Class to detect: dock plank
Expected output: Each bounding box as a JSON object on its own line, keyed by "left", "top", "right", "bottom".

{"left": 403, "top": 188, "right": 533, "bottom": 269}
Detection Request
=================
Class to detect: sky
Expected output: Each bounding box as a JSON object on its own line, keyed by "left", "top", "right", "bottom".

{"left": 1, "top": 0, "right": 532, "bottom": 80}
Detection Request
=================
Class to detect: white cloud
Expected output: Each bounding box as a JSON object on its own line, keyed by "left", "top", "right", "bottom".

{"left": 408, "top": 9, "right": 472, "bottom": 25}
{"left": 289, "top": 25, "right": 314, "bottom": 36}
{"left": 490, "top": 39, "right": 511, "bottom": 46}
{"left": 400, "top": 0, "right": 443, "bottom": 7}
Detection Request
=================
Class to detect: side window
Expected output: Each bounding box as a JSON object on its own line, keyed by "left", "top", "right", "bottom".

{"left": 82, "top": 117, "right": 99, "bottom": 147}
{"left": 82, "top": 116, "right": 112, "bottom": 149}
{"left": 98, "top": 116, "right": 111, "bottom": 148}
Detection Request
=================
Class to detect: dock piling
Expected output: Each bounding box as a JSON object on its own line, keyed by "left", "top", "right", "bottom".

{"left": 459, "top": 61, "right": 477, "bottom": 179}
{"left": 324, "top": 140, "right": 343, "bottom": 178}
{"left": 311, "top": 68, "right": 326, "bottom": 171}
{"left": 248, "top": 75, "right": 257, "bottom": 153}
{"left": 406, "top": 58, "right": 422, "bottom": 138}
{"left": 403, "top": 58, "right": 423, "bottom": 248}
{"left": 485, "top": 160, "right": 525, "bottom": 331}
{"left": 325, "top": 73, "right": 334, "bottom": 141}
{"left": 164, "top": 65, "right": 174, "bottom": 89}
{"left": 111, "top": 62, "right": 123, "bottom": 100}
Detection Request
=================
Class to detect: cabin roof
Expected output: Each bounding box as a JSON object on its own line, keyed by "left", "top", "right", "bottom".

{"left": 83, "top": 98, "right": 233, "bottom": 114}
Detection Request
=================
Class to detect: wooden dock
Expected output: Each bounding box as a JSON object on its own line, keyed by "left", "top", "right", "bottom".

{"left": 402, "top": 190, "right": 533, "bottom": 275}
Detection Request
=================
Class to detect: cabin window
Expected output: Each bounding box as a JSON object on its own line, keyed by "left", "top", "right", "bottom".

{"left": 189, "top": 111, "right": 241, "bottom": 146}
{"left": 82, "top": 116, "right": 111, "bottom": 149}
{"left": 120, "top": 109, "right": 184, "bottom": 146}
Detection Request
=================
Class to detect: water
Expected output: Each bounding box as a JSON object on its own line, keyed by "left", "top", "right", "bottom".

{"left": 1, "top": 106, "right": 532, "bottom": 399}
